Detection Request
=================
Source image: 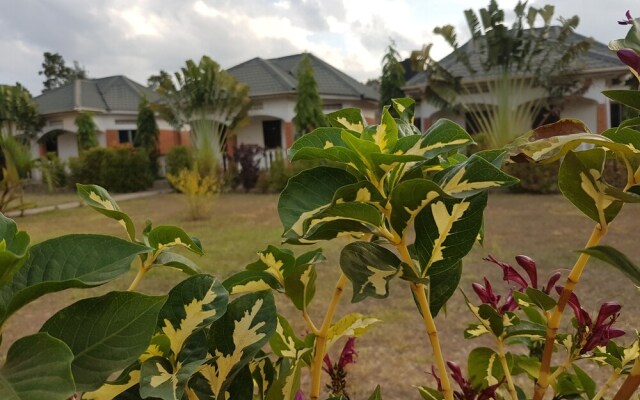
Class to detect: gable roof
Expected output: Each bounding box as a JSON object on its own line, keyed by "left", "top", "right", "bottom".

{"left": 228, "top": 53, "right": 378, "bottom": 101}
{"left": 34, "top": 75, "right": 161, "bottom": 115}
{"left": 405, "top": 28, "right": 626, "bottom": 88}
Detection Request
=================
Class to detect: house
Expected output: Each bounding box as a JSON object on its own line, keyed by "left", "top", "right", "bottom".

{"left": 403, "top": 29, "right": 630, "bottom": 134}
{"left": 227, "top": 53, "right": 379, "bottom": 162}
{"left": 32, "top": 75, "right": 189, "bottom": 169}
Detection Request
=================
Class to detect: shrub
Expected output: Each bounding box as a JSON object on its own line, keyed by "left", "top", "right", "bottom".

{"left": 38, "top": 152, "right": 67, "bottom": 191}
{"left": 505, "top": 161, "right": 560, "bottom": 194}
{"left": 166, "top": 168, "right": 220, "bottom": 220}
{"left": 165, "top": 145, "right": 193, "bottom": 176}
{"left": 68, "top": 147, "right": 153, "bottom": 192}
{"left": 233, "top": 144, "right": 263, "bottom": 191}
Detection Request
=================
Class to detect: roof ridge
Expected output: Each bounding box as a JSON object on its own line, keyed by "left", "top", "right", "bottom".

{"left": 306, "top": 53, "right": 370, "bottom": 98}
{"left": 257, "top": 58, "right": 297, "bottom": 91}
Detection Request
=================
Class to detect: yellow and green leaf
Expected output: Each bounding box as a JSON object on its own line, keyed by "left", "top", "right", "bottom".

{"left": 326, "top": 313, "right": 380, "bottom": 349}
{"left": 76, "top": 184, "right": 136, "bottom": 240}
{"left": 340, "top": 242, "right": 401, "bottom": 303}
{"left": 326, "top": 108, "right": 367, "bottom": 134}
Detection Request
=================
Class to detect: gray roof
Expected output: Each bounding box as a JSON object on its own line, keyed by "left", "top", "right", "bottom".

{"left": 228, "top": 53, "right": 378, "bottom": 101}
{"left": 34, "top": 75, "right": 161, "bottom": 115}
{"left": 405, "top": 28, "right": 626, "bottom": 88}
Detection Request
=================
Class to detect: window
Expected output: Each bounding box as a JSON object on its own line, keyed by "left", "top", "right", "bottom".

{"left": 262, "top": 120, "right": 282, "bottom": 149}
{"left": 610, "top": 102, "right": 639, "bottom": 127}
{"left": 118, "top": 129, "right": 137, "bottom": 145}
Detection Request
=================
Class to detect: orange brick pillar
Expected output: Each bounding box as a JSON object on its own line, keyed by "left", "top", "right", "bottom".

{"left": 423, "top": 117, "right": 434, "bottom": 131}
{"left": 105, "top": 130, "right": 119, "bottom": 147}
{"left": 283, "top": 121, "right": 295, "bottom": 149}
{"left": 226, "top": 134, "right": 237, "bottom": 157}
{"left": 596, "top": 103, "right": 608, "bottom": 133}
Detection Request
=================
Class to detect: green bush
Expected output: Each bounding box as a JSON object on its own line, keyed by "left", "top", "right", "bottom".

{"left": 39, "top": 152, "right": 67, "bottom": 190}
{"left": 165, "top": 145, "right": 193, "bottom": 176}
{"left": 69, "top": 147, "right": 153, "bottom": 192}
{"left": 504, "top": 161, "right": 560, "bottom": 194}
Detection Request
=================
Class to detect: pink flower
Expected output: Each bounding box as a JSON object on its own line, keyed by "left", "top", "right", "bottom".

{"left": 617, "top": 49, "right": 640, "bottom": 75}
{"left": 430, "top": 362, "right": 503, "bottom": 400}
{"left": 618, "top": 10, "right": 634, "bottom": 25}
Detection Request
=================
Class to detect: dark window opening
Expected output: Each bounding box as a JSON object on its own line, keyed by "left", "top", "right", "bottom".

{"left": 532, "top": 107, "right": 561, "bottom": 128}
{"left": 610, "top": 102, "right": 640, "bottom": 127}
{"left": 44, "top": 138, "right": 57, "bottom": 153}
{"left": 262, "top": 120, "right": 282, "bottom": 149}
{"left": 465, "top": 111, "right": 492, "bottom": 135}
{"left": 413, "top": 117, "right": 421, "bottom": 132}
{"left": 118, "top": 129, "right": 137, "bottom": 145}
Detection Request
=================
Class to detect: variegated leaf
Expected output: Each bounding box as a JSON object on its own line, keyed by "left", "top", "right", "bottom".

{"left": 468, "top": 347, "right": 508, "bottom": 390}
{"left": 204, "top": 291, "right": 277, "bottom": 397}
{"left": 265, "top": 357, "right": 304, "bottom": 400}
{"left": 81, "top": 367, "right": 141, "bottom": 400}
{"left": 290, "top": 128, "right": 368, "bottom": 173}
{"left": 0, "top": 214, "right": 29, "bottom": 287}
{"left": 247, "top": 246, "right": 297, "bottom": 285}
{"left": 418, "top": 386, "right": 445, "bottom": 400}
{"left": 251, "top": 353, "right": 276, "bottom": 400}
{"left": 404, "top": 119, "right": 474, "bottom": 160}
{"left": 414, "top": 193, "right": 487, "bottom": 275}
{"left": 154, "top": 251, "right": 200, "bottom": 275}
{"left": 303, "top": 219, "right": 374, "bottom": 242}
{"left": 223, "top": 270, "right": 281, "bottom": 295}
{"left": 361, "top": 107, "right": 398, "bottom": 153}
{"left": 340, "top": 129, "right": 381, "bottom": 170}
{"left": 148, "top": 226, "right": 203, "bottom": 255}
{"left": 392, "top": 98, "right": 417, "bottom": 125}
{"left": 326, "top": 313, "right": 380, "bottom": 349}
{"left": 580, "top": 245, "right": 640, "bottom": 286}
{"left": 388, "top": 179, "right": 448, "bottom": 239}
{"left": 558, "top": 149, "right": 623, "bottom": 224}
{"left": 158, "top": 274, "right": 229, "bottom": 356}
{"left": 304, "top": 202, "right": 384, "bottom": 240}
{"left": 279, "top": 166, "right": 358, "bottom": 243}
{"left": 464, "top": 323, "right": 490, "bottom": 339}
{"left": 331, "top": 181, "right": 385, "bottom": 206}
{"left": 270, "top": 315, "right": 308, "bottom": 359}
{"left": 326, "top": 108, "right": 367, "bottom": 133}
{"left": 139, "top": 329, "right": 208, "bottom": 400}
{"left": 340, "top": 242, "right": 401, "bottom": 303}
{"left": 76, "top": 184, "right": 136, "bottom": 240}
{"left": 436, "top": 152, "right": 518, "bottom": 198}
{"left": 284, "top": 263, "right": 317, "bottom": 311}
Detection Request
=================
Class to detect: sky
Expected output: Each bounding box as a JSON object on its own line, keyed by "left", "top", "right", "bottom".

{"left": 0, "top": 0, "right": 636, "bottom": 96}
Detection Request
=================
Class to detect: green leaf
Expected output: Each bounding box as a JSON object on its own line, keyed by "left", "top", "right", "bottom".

{"left": 0, "top": 214, "right": 29, "bottom": 287}
{"left": 389, "top": 178, "right": 447, "bottom": 239}
{"left": 340, "top": 242, "right": 401, "bottom": 302}
{"left": 77, "top": 183, "right": 136, "bottom": 240}
{"left": 0, "top": 234, "right": 150, "bottom": 326}
{"left": 148, "top": 226, "right": 203, "bottom": 255}
{"left": 326, "top": 108, "right": 366, "bottom": 133}
{"left": 250, "top": 246, "right": 297, "bottom": 284}
{"left": 558, "top": 149, "right": 623, "bottom": 224}
{"left": 477, "top": 304, "right": 504, "bottom": 336}
{"left": 367, "top": 384, "right": 383, "bottom": 400}
{"left": 158, "top": 274, "right": 229, "bottom": 356}
{"left": 414, "top": 193, "right": 487, "bottom": 276}
{"left": 326, "top": 312, "right": 379, "bottom": 349}
{"left": 41, "top": 291, "right": 166, "bottom": 391}
{"left": 284, "top": 263, "right": 317, "bottom": 311}
{"left": 252, "top": 355, "right": 276, "bottom": 400}
{"left": 340, "top": 129, "right": 382, "bottom": 168}
{"left": 464, "top": 323, "right": 490, "bottom": 339}
{"left": 511, "top": 355, "right": 541, "bottom": 380}
{"left": 361, "top": 107, "right": 398, "bottom": 153}
{"left": 579, "top": 245, "right": 640, "bottom": 285}
{"left": 572, "top": 364, "right": 596, "bottom": 399}
{"left": 525, "top": 288, "right": 556, "bottom": 311}
{"left": 304, "top": 202, "right": 384, "bottom": 239}
{"left": 205, "top": 291, "right": 277, "bottom": 397}
{"left": 436, "top": 153, "right": 518, "bottom": 197}
{"left": 265, "top": 357, "right": 303, "bottom": 400}
{"left": 418, "top": 386, "right": 444, "bottom": 400}
{"left": 331, "top": 181, "right": 385, "bottom": 206}
{"left": 603, "top": 90, "right": 640, "bottom": 111}
{"left": 290, "top": 128, "right": 367, "bottom": 172}
{"left": 408, "top": 119, "right": 474, "bottom": 159}
{"left": 616, "top": 116, "right": 640, "bottom": 130}
{"left": 223, "top": 270, "right": 281, "bottom": 295}
{"left": 427, "top": 260, "right": 462, "bottom": 317}
{"left": 468, "top": 347, "right": 505, "bottom": 390}
{"left": 81, "top": 364, "right": 142, "bottom": 400}
{"left": 154, "top": 251, "right": 201, "bottom": 275}
{"left": 392, "top": 98, "right": 417, "bottom": 125}
{"left": 504, "top": 321, "right": 547, "bottom": 339}
{"left": 278, "top": 166, "right": 358, "bottom": 242}
{"left": 269, "top": 315, "right": 308, "bottom": 359}
{"left": 0, "top": 333, "right": 75, "bottom": 400}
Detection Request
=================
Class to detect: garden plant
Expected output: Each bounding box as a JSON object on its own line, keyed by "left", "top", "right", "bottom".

{"left": 1, "top": 17, "right": 640, "bottom": 400}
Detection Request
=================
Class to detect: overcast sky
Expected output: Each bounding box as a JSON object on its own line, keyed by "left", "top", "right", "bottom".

{"left": 0, "top": 0, "right": 636, "bottom": 96}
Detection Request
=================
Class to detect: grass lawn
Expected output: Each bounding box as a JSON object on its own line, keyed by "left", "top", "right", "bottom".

{"left": 2, "top": 191, "right": 639, "bottom": 399}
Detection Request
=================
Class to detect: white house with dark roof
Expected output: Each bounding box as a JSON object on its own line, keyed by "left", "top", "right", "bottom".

{"left": 228, "top": 53, "right": 379, "bottom": 153}
{"left": 403, "top": 29, "right": 630, "bottom": 134}
{"left": 33, "top": 75, "right": 189, "bottom": 165}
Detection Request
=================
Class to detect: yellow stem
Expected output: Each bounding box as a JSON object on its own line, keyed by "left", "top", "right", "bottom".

{"left": 127, "top": 254, "right": 156, "bottom": 292}
{"left": 534, "top": 224, "right": 604, "bottom": 400}
{"left": 412, "top": 283, "right": 454, "bottom": 400}
{"left": 303, "top": 309, "right": 320, "bottom": 335}
{"left": 309, "top": 273, "right": 348, "bottom": 400}
{"left": 612, "top": 357, "right": 640, "bottom": 400}
{"left": 496, "top": 338, "right": 518, "bottom": 400}
{"left": 593, "top": 370, "right": 621, "bottom": 400}
{"left": 547, "top": 356, "right": 574, "bottom": 384}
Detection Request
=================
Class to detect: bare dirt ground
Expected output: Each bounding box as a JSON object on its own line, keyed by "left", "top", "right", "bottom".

{"left": 2, "top": 191, "right": 639, "bottom": 399}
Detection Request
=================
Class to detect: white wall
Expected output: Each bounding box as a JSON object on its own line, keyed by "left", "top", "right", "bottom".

{"left": 562, "top": 99, "right": 598, "bottom": 132}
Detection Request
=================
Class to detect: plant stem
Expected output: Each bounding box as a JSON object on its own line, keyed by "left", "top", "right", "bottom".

{"left": 412, "top": 283, "right": 454, "bottom": 400}
{"left": 303, "top": 309, "right": 320, "bottom": 335}
{"left": 612, "top": 357, "right": 640, "bottom": 400}
{"left": 533, "top": 224, "right": 604, "bottom": 400}
{"left": 496, "top": 338, "right": 518, "bottom": 400}
{"left": 127, "top": 266, "right": 147, "bottom": 291}
{"left": 593, "top": 370, "right": 621, "bottom": 400}
{"left": 309, "top": 273, "right": 348, "bottom": 400}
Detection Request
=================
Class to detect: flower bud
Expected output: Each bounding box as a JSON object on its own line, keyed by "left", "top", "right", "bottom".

{"left": 515, "top": 255, "right": 537, "bottom": 288}
{"left": 617, "top": 49, "right": 640, "bottom": 74}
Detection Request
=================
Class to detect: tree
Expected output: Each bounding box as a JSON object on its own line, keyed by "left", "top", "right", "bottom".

{"left": 411, "top": 0, "right": 591, "bottom": 148}
{"left": 154, "top": 56, "right": 250, "bottom": 176}
{"left": 39, "top": 52, "right": 87, "bottom": 91}
{"left": 147, "top": 70, "right": 171, "bottom": 91}
{"left": 136, "top": 96, "right": 160, "bottom": 176}
{"left": 379, "top": 42, "right": 406, "bottom": 111}
{"left": 74, "top": 112, "right": 99, "bottom": 151}
{"left": 0, "top": 85, "right": 41, "bottom": 140}
{"left": 293, "top": 53, "right": 325, "bottom": 138}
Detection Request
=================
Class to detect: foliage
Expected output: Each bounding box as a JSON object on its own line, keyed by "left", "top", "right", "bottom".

{"left": 293, "top": 53, "right": 326, "bottom": 138}
{"left": 504, "top": 161, "right": 559, "bottom": 194}
{"left": 152, "top": 56, "right": 250, "bottom": 166}
{"left": 379, "top": 42, "right": 406, "bottom": 112}
{"left": 255, "top": 152, "right": 308, "bottom": 193}
{"left": 74, "top": 112, "right": 99, "bottom": 151}
{"left": 411, "top": 0, "right": 591, "bottom": 148}
{"left": 68, "top": 147, "right": 153, "bottom": 192}
{"left": 233, "top": 143, "right": 263, "bottom": 191}
{"left": 165, "top": 145, "right": 193, "bottom": 176}
{"left": 0, "top": 136, "right": 33, "bottom": 213}
{"left": 39, "top": 51, "right": 87, "bottom": 91}
{"left": 166, "top": 168, "right": 220, "bottom": 219}
{"left": 0, "top": 84, "right": 41, "bottom": 140}
{"left": 136, "top": 96, "right": 160, "bottom": 177}
{"left": 37, "top": 152, "right": 67, "bottom": 191}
